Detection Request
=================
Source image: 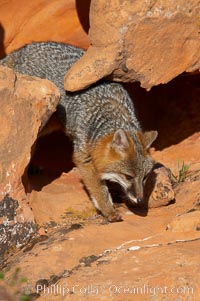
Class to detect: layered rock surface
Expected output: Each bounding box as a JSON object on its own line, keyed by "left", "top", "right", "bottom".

{"left": 1, "top": 156, "right": 200, "bottom": 300}
{"left": 0, "top": 66, "right": 60, "bottom": 256}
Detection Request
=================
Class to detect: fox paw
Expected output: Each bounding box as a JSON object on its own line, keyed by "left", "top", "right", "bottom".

{"left": 107, "top": 210, "right": 123, "bottom": 223}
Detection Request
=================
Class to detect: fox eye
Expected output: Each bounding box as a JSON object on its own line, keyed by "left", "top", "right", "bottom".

{"left": 125, "top": 174, "right": 134, "bottom": 181}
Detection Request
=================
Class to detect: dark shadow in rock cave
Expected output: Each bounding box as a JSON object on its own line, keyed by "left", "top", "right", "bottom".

{"left": 22, "top": 131, "right": 74, "bottom": 193}
{"left": 76, "top": 0, "right": 91, "bottom": 34}
{"left": 125, "top": 72, "right": 200, "bottom": 151}
{"left": 0, "top": 23, "right": 6, "bottom": 58}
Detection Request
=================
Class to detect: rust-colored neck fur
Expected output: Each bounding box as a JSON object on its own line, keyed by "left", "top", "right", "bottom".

{"left": 90, "top": 131, "right": 135, "bottom": 172}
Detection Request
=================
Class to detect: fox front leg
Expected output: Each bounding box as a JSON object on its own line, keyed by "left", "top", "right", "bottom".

{"left": 73, "top": 152, "right": 122, "bottom": 222}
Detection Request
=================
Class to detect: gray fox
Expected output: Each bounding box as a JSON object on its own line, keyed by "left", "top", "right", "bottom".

{"left": 0, "top": 42, "right": 157, "bottom": 222}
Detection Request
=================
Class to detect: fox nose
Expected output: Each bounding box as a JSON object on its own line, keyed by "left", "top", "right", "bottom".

{"left": 127, "top": 190, "right": 144, "bottom": 205}
{"left": 136, "top": 198, "right": 143, "bottom": 204}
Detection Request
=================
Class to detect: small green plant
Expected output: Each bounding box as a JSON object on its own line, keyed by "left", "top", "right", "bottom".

{"left": 0, "top": 268, "right": 31, "bottom": 301}
{"left": 20, "top": 295, "right": 30, "bottom": 301}
{"left": 171, "top": 161, "right": 190, "bottom": 184}
{"left": 0, "top": 271, "right": 5, "bottom": 279}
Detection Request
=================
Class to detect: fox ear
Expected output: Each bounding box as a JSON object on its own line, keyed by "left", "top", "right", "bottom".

{"left": 111, "top": 129, "right": 130, "bottom": 153}
{"left": 143, "top": 131, "right": 158, "bottom": 149}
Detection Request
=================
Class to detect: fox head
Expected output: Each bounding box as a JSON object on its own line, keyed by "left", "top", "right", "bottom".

{"left": 92, "top": 129, "right": 158, "bottom": 205}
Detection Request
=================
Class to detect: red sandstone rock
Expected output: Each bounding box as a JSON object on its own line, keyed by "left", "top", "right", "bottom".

{"left": 166, "top": 210, "right": 200, "bottom": 232}
{"left": 144, "top": 165, "right": 175, "bottom": 208}
{"left": 29, "top": 169, "right": 94, "bottom": 226}
{"left": 0, "top": 0, "right": 89, "bottom": 57}
{"left": 0, "top": 66, "right": 60, "bottom": 256}
{"left": 1, "top": 161, "right": 200, "bottom": 300}
{"left": 64, "top": 0, "right": 200, "bottom": 91}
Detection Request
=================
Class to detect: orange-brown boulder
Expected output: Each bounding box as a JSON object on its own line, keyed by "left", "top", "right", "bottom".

{"left": 64, "top": 0, "right": 200, "bottom": 91}
{"left": 144, "top": 164, "right": 175, "bottom": 208}
{"left": 0, "top": 66, "right": 60, "bottom": 257}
